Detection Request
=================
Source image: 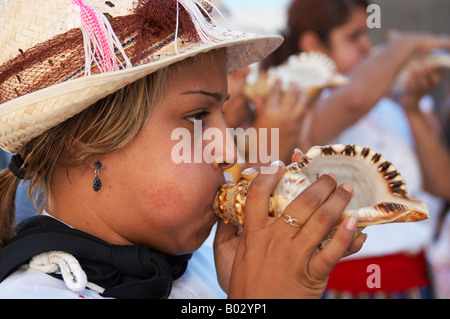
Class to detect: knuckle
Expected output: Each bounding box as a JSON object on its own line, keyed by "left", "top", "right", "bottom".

{"left": 320, "top": 174, "right": 337, "bottom": 188}
{"left": 318, "top": 250, "right": 340, "bottom": 271}
{"left": 299, "top": 189, "right": 322, "bottom": 208}
{"left": 335, "top": 186, "right": 354, "bottom": 205}
{"left": 247, "top": 180, "right": 270, "bottom": 199}
{"left": 314, "top": 208, "right": 335, "bottom": 228}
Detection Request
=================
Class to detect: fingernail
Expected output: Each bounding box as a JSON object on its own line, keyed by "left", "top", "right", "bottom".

{"left": 294, "top": 148, "right": 304, "bottom": 155}
{"left": 346, "top": 216, "right": 358, "bottom": 231}
{"left": 241, "top": 167, "right": 258, "bottom": 177}
{"left": 223, "top": 172, "right": 234, "bottom": 183}
{"left": 341, "top": 181, "right": 353, "bottom": 194}
{"left": 328, "top": 173, "right": 337, "bottom": 182}
{"left": 269, "top": 160, "right": 284, "bottom": 173}
{"left": 241, "top": 167, "right": 259, "bottom": 181}
{"left": 361, "top": 233, "right": 368, "bottom": 243}
{"left": 259, "top": 161, "right": 284, "bottom": 175}
{"left": 273, "top": 160, "right": 286, "bottom": 171}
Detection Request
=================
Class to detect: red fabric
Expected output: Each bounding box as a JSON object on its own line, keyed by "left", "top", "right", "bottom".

{"left": 326, "top": 251, "right": 430, "bottom": 293}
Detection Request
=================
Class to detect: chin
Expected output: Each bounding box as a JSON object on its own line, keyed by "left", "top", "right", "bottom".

{"left": 174, "top": 220, "right": 218, "bottom": 255}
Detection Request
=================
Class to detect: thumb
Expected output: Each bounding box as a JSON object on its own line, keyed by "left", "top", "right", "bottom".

{"left": 213, "top": 220, "right": 240, "bottom": 294}
{"left": 240, "top": 166, "right": 261, "bottom": 181}
{"left": 214, "top": 219, "right": 240, "bottom": 248}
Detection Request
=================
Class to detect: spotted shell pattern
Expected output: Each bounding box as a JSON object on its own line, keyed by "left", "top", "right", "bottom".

{"left": 214, "top": 144, "right": 429, "bottom": 248}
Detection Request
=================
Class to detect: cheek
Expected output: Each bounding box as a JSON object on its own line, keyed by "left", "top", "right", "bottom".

{"left": 329, "top": 34, "right": 365, "bottom": 74}
{"left": 134, "top": 166, "right": 217, "bottom": 254}
{"left": 103, "top": 144, "right": 203, "bottom": 245}
{"left": 135, "top": 164, "right": 216, "bottom": 227}
{"left": 332, "top": 46, "right": 362, "bottom": 74}
{"left": 108, "top": 116, "right": 221, "bottom": 252}
{"left": 140, "top": 176, "right": 193, "bottom": 222}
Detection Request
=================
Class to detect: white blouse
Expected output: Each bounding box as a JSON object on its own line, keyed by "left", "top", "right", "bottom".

{"left": 333, "top": 97, "right": 443, "bottom": 258}
{"left": 0, "top": 217, "right": 227, "bottom": 299}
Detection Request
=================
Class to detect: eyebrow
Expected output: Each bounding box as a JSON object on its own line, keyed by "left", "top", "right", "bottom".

{"left": 182, "top": 90, "right": 230, "bottom": 102}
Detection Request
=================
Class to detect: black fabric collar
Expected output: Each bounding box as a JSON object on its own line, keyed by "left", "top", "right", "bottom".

{"left": 0, "top": 215, "right": 191, "bottom": 299}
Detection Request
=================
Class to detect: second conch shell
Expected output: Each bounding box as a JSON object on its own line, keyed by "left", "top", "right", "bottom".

{"left": 214, "top": 144, "right": 429, "bottom": 249}
{"left": 244, "top": 52, "right": 349, "bottom": 100}
{"left": 391, "top": 49, "right": 450, "bottom": 93}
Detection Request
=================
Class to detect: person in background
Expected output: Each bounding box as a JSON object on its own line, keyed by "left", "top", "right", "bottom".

{"left": 223, "top": 66, "right": 309, "bottom": 182}
{"left": 426, "top": 77, "right": 450, "bottom": 298}
{"left": 260, "top": 0, "right": 450, "bottom": 298}
{"left": 215, "top": 0, "right": 309, "bottom": 181}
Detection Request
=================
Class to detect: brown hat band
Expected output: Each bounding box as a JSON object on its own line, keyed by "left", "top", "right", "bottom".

{"left": 0, "top": 0, "right": 201, "bottom": 104}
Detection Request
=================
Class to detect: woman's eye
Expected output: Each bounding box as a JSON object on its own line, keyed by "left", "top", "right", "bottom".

{"left": 185, "top": 111, "right": 211, "bottom": 124}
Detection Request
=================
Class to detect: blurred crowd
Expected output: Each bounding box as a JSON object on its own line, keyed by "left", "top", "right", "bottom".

{"left": 2, "top": 0, "right": 450, "bottom": 299}
{"left": 220, "top": 0, "right": 450, "bottom": 298}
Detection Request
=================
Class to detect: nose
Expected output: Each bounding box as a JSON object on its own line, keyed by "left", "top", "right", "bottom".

{"left": 360, "top": 34, "right": 373, "bottom": 56}
{"left": 210, "top": 120, "right": 238, "bottom": 171}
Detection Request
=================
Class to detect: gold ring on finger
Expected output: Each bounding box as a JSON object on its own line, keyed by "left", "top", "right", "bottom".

{"left": 282, "top": 214, "right": 302, "bottom": 228}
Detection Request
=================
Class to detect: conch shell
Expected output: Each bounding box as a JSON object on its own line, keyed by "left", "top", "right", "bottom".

{"left": 244, "top": 52, "right": 348, "bottom": 100}
{"left": 214, "top": 144, "right": 429, "bottom": 248}
{"left": 391, "top": 49, "right": 450, "bottom": 93}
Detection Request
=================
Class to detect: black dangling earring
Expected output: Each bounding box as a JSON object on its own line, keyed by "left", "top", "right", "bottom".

{"left": 92, "top": 161, "right": 103, "bottom": 192}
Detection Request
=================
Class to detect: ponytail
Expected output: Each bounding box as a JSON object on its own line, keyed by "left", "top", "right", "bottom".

{"left": 0, "top": 168, "right": 20, "bottom": 247}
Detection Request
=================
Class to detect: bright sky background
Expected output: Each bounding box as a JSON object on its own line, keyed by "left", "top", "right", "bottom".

{"left": 219, "top": 0, "right": 290, "bottom": 34}
{"left": 221, "top": 0, "right": 290, "bottom": 11}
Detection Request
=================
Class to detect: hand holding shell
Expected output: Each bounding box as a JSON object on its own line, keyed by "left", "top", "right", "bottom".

{"left": 244, "top": 52, "right": 349, "bottom": 101}
{"left": 214, "top": 144, "right": 429, "bottom": 249}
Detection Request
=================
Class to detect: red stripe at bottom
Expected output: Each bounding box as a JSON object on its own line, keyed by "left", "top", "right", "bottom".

{"left": 326, "top": 251, "right": 430, "bottom": 293}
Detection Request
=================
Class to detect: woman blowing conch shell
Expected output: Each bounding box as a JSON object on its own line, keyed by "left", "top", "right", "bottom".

{"left": 0, "top": 0, "right": 365, "bottom": 299}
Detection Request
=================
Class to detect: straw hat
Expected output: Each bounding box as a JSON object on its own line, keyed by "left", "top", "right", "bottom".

{"left": 0, "top": 0, "right": 282, "bottom": 153}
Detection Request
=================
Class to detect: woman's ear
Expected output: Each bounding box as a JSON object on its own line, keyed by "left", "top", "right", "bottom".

{"left": 298, "top": 31, "right": 328, "bottom": 54}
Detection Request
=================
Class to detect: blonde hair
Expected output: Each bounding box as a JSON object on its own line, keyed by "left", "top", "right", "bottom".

{"left": 1, "top": 69, "right": 174, "bottom": 248}
{"left": 0, "top": 50, "right": 224, "bottom": 247}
